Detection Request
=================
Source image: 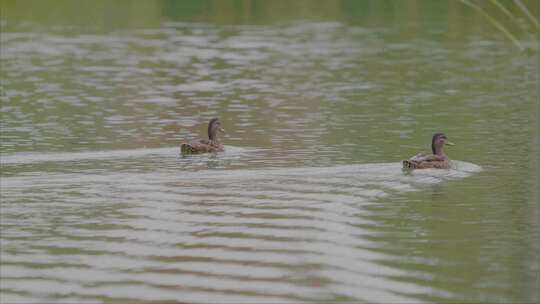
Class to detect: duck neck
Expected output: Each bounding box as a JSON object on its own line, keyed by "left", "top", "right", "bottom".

{"left": 208, "top": 127, "right": 216, "bottom": 141}
{"left": 432, "top": 145, "right": 445, "bottom": 156}
{"left": 208, "top": 130, "right": 219, "bottom": 143}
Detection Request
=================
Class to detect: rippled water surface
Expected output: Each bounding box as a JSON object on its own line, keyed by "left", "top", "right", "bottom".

{"left": 1, "top": 1, "right": 539, "bottom": 303}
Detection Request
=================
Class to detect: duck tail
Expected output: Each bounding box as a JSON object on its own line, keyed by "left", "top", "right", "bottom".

{"left": 181, "top": 143, "right": 194, "bottom": 155}
{"left": 402, "top": 160, "right": 416, "bottom": 169}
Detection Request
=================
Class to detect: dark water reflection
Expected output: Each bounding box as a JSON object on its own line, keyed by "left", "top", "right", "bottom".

{"left": 1, "top": 1, "right": 539, "bottom": 303}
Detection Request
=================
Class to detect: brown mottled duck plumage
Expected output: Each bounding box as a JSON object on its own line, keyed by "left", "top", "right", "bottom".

{"left": 402, "top": 133, "right": 455, "bottom": 169}
{"left": 181, "top": 118, "right": 225, "bottom": 155}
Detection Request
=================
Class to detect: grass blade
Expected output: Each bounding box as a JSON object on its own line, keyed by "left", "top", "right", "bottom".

{"left": 461, "top": 0, "right": 524, "bottom": 51}
{"left": 514, "top": 0, "right": 540, "bottom": 29}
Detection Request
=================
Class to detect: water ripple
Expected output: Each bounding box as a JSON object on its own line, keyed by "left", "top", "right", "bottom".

{"left": 1, "top": 145, "right": 480, "bottom": 302}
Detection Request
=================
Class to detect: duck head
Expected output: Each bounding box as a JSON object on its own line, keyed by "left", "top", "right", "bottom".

{"left": 431, "top": 133, "right": 454, "bottom": 155}
{"left": 208, "top": 118, "right": 225, "bottom": 141}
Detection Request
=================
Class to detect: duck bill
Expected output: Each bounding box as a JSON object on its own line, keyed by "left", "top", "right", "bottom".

{"left": 446, "top": 141, "right": 455, "bottom": 146}
{"left": 219, "top": 127, "right": 226, "bottom": 134}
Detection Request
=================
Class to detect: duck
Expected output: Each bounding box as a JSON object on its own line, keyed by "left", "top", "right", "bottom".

{"left": 181, "top": 118, "right": 225, "bottom": 154}
{"left": 403, "top": 133, "right": 455, "bottom": 169}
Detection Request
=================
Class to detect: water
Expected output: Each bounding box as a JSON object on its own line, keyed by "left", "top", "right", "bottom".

{"left": 1, "top": 1, "right": 539, "bottom": 303}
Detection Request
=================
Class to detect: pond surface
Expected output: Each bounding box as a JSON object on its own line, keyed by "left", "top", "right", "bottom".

{"left": 1, "top": 1, "right": 539, "bottom": 303}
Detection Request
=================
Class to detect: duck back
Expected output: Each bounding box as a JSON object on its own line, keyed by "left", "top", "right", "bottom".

{"left": 181, "top": 139, "right": 223, "bottom": 155}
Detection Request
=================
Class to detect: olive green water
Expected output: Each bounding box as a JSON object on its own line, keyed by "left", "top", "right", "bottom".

{"left": 1, "top": 1, "right": 539, "bottom": 303}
